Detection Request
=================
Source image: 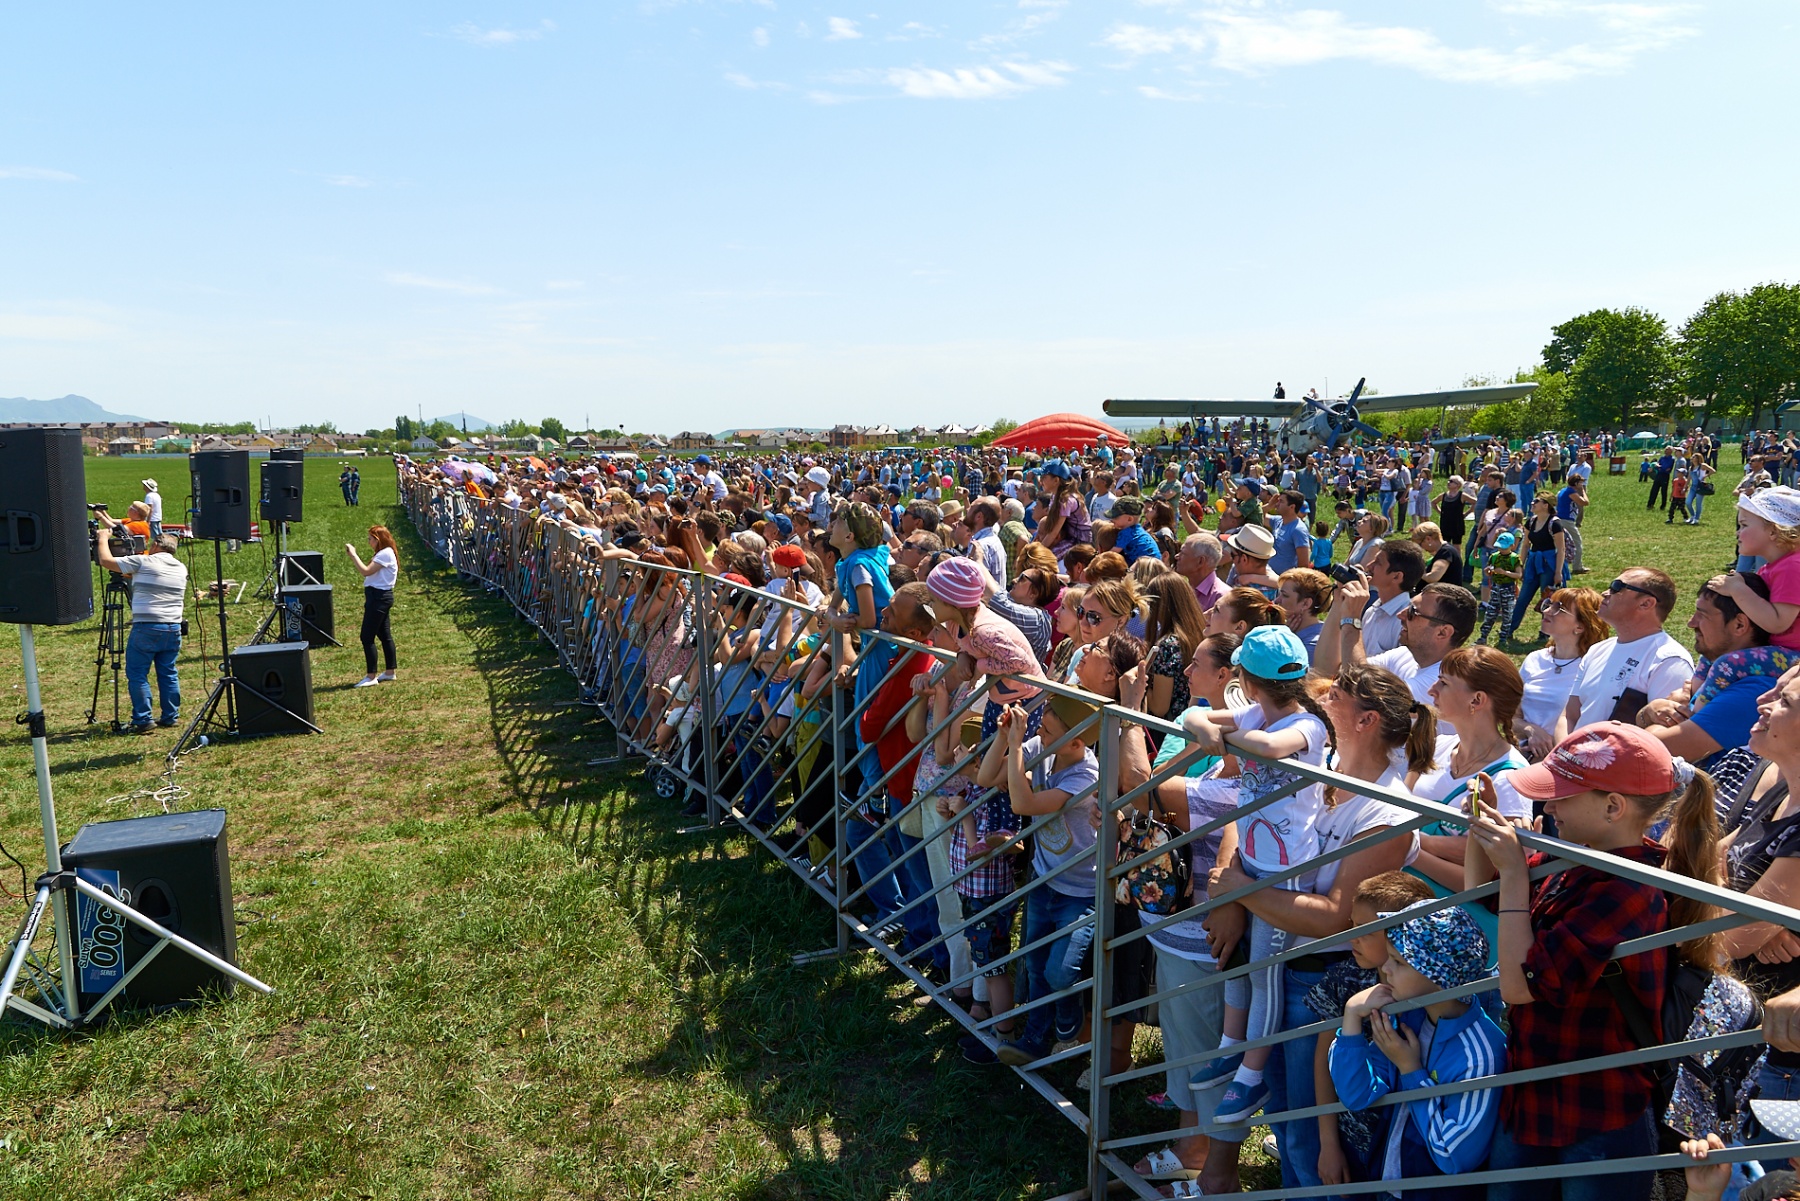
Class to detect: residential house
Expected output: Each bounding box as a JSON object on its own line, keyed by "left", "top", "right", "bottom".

{"left": 670, "top": 430, "right": 713, "bottom": 449}
{"left": 411, "top": 435, "right": 441, "bottom": 451}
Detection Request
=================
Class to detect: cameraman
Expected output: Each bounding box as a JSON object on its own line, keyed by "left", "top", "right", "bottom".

{"left": 94, "top": 510, "right": 188, "bottom": 734}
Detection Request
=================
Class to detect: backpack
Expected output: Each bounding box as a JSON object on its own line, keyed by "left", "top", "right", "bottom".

{"left": 1602, "top": 951, "right": 1765, "bottom": 1148}
{"left": 1114, "top": 809, "right": 1192, "bottom": 916}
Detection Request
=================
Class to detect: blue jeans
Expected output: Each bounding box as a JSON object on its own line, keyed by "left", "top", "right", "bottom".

{"left": 148, "top": 520, "right": 162, "bottom": 542}
{"left": 846, "top": 802, "right": 903, "bottom": 926}
{"left": 1265, "top": 965, "right": 1328, "bottom": 1190}
{"left": 1750, "top": 1060, "right": 1800, "bottom": 1171}
{"left": 1508, "top": 548, "right": 1560, "bottom": 634}
{"left": 1017, "top": 886, "right": 1092, "bottom": 1051}
{"left": 1517, "top": 481, "right": 1536, "bottom": 513}
{"left": 1485, "top": 1107, "right": 1656, "bottom": 1201}
{"left": 125, "top": 622, "right": 182, "bottom": 727}
{"left": 1689, "top": 490, "right": 1705, "bottom": 522}
{"left": 892, "top": 830, "right": 946, "bottom": 967}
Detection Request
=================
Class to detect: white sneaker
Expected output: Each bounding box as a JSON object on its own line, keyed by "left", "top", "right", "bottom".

{"left": 353, "top": 677, "right": 380, "bottom": 688}
{"left": 377, "top": 673, "right": 397, "bottom": 683}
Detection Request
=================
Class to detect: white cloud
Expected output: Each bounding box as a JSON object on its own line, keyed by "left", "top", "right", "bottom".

{"left": 725, "top": 71, "right": 791, "bottom": 91}
{"left": 1105, "top": 24, "right": 1207, "bottom": 57}
{"left": 1106, "top": 2, "right": 1696, "bottom": 86}
{"left": 0, "top": 166, "right": 78, "bottom": 182}
{"left": 752, "top": 26, "right": 770, "bottom": 47}
{"left": 877, "top": 59, "right": 1073, "bottom": 99}
{"left": 446, "top": 19, "right": 555, "bottom": 47}
{"left": 826, "top": 17, "right": 862, "bottom": 41}
{"left": 384, "top": 272, "right": 502, "bottom": 296}
{"left": 890, "top": 22, "right": 940, "bottom": 41}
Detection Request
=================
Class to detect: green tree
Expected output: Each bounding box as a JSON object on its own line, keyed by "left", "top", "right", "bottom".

{"left": 1679, "top": 282, "right": 1800, "bottom": 429}
{"left": 1543, "top": 310, "right": 1613, "bottom": 377}
{"left": 1561, "top": 308, "right": 1675, "bottom": 428}
{"left": 499, "top": 418, "right": 532, "bottom": 438}
{"left": 424, "top": 419, "right": 458, "bottom": 442}
{"left": 395, "top": 415, "right": 415, "bottom": 442}
{"left": 539, "top": 417, "right": 567, "bottom": 442}
{"left": 598, "top": 428, "right": 623, "bottom": 439}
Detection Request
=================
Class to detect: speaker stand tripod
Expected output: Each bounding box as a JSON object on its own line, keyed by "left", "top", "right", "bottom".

{"left": 2, "top": 626, "right": 273, "bottom": 1029}
{"left": 85, "top": 570, "right": 131, "bottom": 732}
{"left": 249, "top": 523, "right": 340, "bottom": 648}
{"left": 169, "top": 538, "right": 323, "bottom": 765}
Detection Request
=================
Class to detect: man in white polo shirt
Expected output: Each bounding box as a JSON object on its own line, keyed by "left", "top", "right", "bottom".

{"left": 1319, "top": 579, "right": 1478, "bottom": 733}
{"left": 1555, "top": 567, "right": 1694, "bottom": 739}
{"left": 95, "top": 513, "right": 189, "bottom": 734}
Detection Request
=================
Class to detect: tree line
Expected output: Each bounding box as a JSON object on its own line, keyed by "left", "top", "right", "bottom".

{"left": 1459, "top": 282, "right": 1800, "bottom": 438}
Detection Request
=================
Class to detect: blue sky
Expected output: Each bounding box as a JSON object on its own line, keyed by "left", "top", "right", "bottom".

{"left": 2, "top": 2, "right": 1795, "bottom": 431}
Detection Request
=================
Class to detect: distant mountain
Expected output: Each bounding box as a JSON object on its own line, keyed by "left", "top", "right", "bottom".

{"left": 432, "top": 412, "right": 494, "bottom": 432}
{"left": 0, "top": 394, "right": 147, "bottom": 423}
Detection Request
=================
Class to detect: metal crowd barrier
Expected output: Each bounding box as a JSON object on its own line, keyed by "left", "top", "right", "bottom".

{"left": 398, "top": 465, "right": 1800, "bottom": 1200}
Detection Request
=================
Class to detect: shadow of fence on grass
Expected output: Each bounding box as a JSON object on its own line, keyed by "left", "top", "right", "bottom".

{"left": 402, "top": 542, "right": 1090, "bottom": 1200}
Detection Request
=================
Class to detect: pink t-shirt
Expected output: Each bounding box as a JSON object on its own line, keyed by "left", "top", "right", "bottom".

{"left": 961, "top": 606, "right": 1043, "bottom": 704}
{"left": 1762, "top": 553, "right": 1800, "bottom": 649}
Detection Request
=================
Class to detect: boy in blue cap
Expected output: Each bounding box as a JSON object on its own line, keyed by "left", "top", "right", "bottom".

{"left": 1477, "top": 528, "right": 1522, "bottom": 645}
{"left": 1330, "top": 900, "right": 1507, "bottom": 1200}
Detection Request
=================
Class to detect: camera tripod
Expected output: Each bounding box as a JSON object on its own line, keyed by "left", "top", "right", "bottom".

{"left": 85, "top": 570, "right": 132, "bottom": 731}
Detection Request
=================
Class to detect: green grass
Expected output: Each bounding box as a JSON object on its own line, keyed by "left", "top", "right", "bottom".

{"left": 0, "top": 456, "right": 1738, "bottom": 1199}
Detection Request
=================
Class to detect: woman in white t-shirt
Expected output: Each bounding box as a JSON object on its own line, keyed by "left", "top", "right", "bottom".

{"left": 347, "top": 525, "right": 401, "bottom": 687}
{"left": 1514, "top": 585, "right": 1607, "bottom": 759}
{"left": 1409, "top": 645, "right": 1530, "bottom": 889}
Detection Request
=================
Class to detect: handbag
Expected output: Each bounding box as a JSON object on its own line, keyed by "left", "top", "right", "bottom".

{"left": 1698, "top": 479, "right": 1716, "bottom": 496}
{"left": 1115, "top": 809, "right": 1192, "bottom": 915}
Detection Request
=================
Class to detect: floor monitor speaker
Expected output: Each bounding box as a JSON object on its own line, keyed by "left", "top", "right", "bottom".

{"left": 229, "top": 641, "right": 314, "bottom": 735}
{"left": 276, "top": 583, "right": 334, "bottom": 647}
{"left": 62, "top": 809, "right": 238, "bottom": 1009}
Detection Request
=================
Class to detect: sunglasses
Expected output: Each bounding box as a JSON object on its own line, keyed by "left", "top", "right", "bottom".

{"left": 1401, "top": 604, "right": 1452, "bottom": 626}
{"left": 1540, "top": 600, "right": 1566, "bottom": 615}
{"left": 1077, "top": 607, "right": 1112, "bottom": 625}
{"left": 1609, "top": 578, "right": 1657, "bottom": 599}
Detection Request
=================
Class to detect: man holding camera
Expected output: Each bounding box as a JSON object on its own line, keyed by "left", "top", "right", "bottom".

{"left": 94, "top": 509, "right": 188, "bottom": 734}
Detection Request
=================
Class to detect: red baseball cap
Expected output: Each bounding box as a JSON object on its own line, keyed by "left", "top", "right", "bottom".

{"left": 1509, "top": 722, "right": 1679, "bottom": 801}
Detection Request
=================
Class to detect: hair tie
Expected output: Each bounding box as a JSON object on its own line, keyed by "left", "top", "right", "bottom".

{"left": 1409, "top": 701, "right": 1425, "bottom": 715}
{"left": 1670, "top": 756, "right": 1697, "bottom": 791}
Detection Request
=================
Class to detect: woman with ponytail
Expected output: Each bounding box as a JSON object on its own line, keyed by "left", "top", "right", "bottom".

{"left": 1205, "top": 585, "right": 1285, "bottom": 639}
{"left": 1409, "top": 645, "right": 1533, "bottom": 890}
{"left": 1468, "top": 722, "right": 1717, "bottom": 1200}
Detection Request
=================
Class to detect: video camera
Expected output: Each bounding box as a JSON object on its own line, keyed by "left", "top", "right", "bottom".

{"left": 86, "top": 503, "right": 140, "bottom": 565}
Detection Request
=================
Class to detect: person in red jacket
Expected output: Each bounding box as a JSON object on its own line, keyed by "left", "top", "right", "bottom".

{"left": 855, "top": 582, "right": 942, "bottom": 961}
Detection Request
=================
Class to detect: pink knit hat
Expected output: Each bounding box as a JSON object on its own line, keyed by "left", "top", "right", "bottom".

{"left": 927, "top": 558, "right": 988, "bottom": 608}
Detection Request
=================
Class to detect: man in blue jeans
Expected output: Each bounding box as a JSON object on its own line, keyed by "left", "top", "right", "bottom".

{"left": 95, "top": 516, "right": 189, "bottom": 734}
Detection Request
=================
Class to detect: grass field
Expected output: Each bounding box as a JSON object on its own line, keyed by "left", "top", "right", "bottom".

{"left": 0, "top": 456, "right": 1741, "bottom": 1199}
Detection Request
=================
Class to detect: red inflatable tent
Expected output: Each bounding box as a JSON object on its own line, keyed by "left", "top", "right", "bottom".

{"left": 990, "top": 412, "right": 1129, "bottom": 453}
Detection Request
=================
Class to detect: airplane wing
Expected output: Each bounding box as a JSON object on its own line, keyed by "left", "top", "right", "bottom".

{"left": 1349, "top": 383, "right": 1538, "bottom": 414}
{"left": 1103, "top": 399, "right": 1298, "bottom": 419}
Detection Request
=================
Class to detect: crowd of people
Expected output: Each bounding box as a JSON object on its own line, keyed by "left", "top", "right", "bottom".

{"left": 399, "top": 422, "right": 1800, "bottom": 1200}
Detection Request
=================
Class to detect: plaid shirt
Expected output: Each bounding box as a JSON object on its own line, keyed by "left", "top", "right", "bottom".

{"left": 1502, "top": 841, "right": 1669, "bottom": 1147}
{"left": 949, "top": 790, "right": 1021, "bottom": 899}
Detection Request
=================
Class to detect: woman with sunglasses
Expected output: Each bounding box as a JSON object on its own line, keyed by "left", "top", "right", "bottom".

{"left": 1345, "top": 511, "right": 1388, "bottom": 570}
{"left": 1503, "top": 495, "right": 1568, "bottom": 643}
{"left": 1062, "top": 577, "right": 1140, "bottom": 685}
{"left": 1516, "top": 587, "right": 1608, "bottom": 760}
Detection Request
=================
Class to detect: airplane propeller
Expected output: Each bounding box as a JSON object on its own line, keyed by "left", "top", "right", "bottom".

{"left": 1324, "top": 377, "right": 1383, "bottom": 447}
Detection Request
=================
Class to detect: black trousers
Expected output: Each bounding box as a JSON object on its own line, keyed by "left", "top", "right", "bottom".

{"left": 361, "top": 586, "right": 396, "bottom": 674}
{"left": 1647, "top": 472, "right": 1670, "bottom": 509}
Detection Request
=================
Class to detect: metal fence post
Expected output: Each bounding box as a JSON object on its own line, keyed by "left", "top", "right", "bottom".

{"left": 1088, "top": 705, "right": 1119, "bottom": 1199}
{"left": 831, "top": 631, "right": 851, "bottom": 955}
{"left": 694, "top": 574, "right": 722, "bottom": 830}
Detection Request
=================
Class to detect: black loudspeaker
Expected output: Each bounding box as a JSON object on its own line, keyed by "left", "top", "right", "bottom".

{"left": 228, "top": 641, "right": 314, "bottom": 735}
{"left": 190, "top": 449, "right": 253, "bottom": 541}
{"left": 269, "top": 447, "right": 305, "bottom": 464}
{"left": 276, "top": 583, "right": 333, "bottom": 647}
{"left": 62, "top": 809, "right": 238, "bottom": 1009}
{"left": 0, "top": 427, "right": 93, "bottom": 626}
{"left": 279, "top": 550, "right": 325, "bottom": 587}
{"left": 259, "top": 460, "right": 304, "bottom": 523}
